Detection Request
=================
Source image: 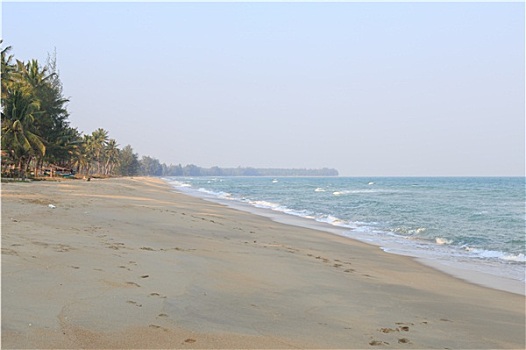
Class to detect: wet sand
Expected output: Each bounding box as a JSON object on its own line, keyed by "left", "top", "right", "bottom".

{"left": 1, "top": 177, "right": 524, "bottom": 349}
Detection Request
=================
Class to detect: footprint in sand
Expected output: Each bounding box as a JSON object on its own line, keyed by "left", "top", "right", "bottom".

{"left": 379, "top": 328, "right": 398, "bottom": 333}
{"left": 369, "top": 340, "right": 389, "bottom": 346}
{"left": 54, "top": 244, "right": 73, "bottom": 252}
{"left": 1, "top": 248, "right": 19, "bottom": 256}
{"left": 127, "top": 300, "right": 142, "bottom": 307}
{"left": 149, "top": 292, "right": 167, "bottom": 298}
{"left": 398, "top": 338, "right": 411, "bottom": 344}
{"left": 395, "top": 322, "right": 414, "bottom": 330}
{"left": 149, "top": 324, "right": 169, "bottom": 331}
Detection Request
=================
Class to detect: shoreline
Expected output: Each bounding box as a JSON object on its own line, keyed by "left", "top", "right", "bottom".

{"left": 168, "top": 179, "right": 525, "bottom": 296}
{"left": 2, "top": 177, "right": 525, "bottom": 349}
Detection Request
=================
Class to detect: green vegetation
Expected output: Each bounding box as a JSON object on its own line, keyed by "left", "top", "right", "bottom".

{"left": 1, "top": 43, "right": 148, "bottom": 179}
{"left": 1, "top": 44, "right": 338, "bottom": 179}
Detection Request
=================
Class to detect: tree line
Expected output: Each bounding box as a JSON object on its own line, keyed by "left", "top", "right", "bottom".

{"left": 1, "top": 44, "right": 338, "bottom": 179}
{"left": 1, "top": 43, "right": 157, "bottom": 179}
{"left": 143, "top": 164, "right": 339, "bottom": 177}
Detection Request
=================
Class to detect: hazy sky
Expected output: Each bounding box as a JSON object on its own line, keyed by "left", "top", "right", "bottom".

{"left": 2, "top": 1, "right": 524, "bottom": 176}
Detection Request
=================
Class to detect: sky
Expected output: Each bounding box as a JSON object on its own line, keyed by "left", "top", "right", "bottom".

{"left": 2, "top": 1, "right": 524, "bottom": 176}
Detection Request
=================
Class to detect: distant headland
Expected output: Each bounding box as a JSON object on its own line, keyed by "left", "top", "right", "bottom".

{"left": 160, "top": 165, "right": 339, "bottom": 177}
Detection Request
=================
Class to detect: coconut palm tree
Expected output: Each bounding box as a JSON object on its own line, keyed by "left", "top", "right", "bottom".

{"left": 78, "top": 134, "right": 94, "bottom": 175}
{"left": 91, "top": 128, "right": 109, "bottom": 174}
{"left": 1, "top": 83, "right": 46, "bottom": 178}
{"left": 104, "top": 139, "right": 120, "bottom": 175}
{"left": 1, "top": 42, "right": 16, "bottom": 101}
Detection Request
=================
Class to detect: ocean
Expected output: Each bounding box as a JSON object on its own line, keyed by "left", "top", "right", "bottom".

{"left": 164, "top": 176, "right": 525, "bottom": 290}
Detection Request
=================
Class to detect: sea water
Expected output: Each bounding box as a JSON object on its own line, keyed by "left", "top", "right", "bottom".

{"left": 165, "top": 176, "right": 525, "bottom": 291}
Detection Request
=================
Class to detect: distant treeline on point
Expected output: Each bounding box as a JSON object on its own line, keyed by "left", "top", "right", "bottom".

{"left": 142, "top": 161, "right": 339, "bottom": 177}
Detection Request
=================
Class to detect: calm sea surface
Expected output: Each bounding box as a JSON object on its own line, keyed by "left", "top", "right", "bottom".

{"left": 165, "top": 177, "right": 525, "bottom": 285}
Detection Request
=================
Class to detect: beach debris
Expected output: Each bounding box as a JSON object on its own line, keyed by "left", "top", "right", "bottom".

{"left": 140, "top": 275, "right": 149, "bottom": 278}
{"left": 184, "top": 338, "right": 196, "bottom": 344}
{"left": 48, "top": 204, "right": 56, "bottom": 209}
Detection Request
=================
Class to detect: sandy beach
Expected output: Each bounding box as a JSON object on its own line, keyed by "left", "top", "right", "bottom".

{"left": 1, "top": 177, "right": 524, "bottom": 349}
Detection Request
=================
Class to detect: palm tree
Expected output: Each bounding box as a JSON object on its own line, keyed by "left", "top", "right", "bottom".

{"left": 78, "top": 134, "right": 94, "bottom": 175}
{"left": 91, "top": 128, "right": 109, "bottom": 174}
{"left": 18, "top": 59, "right": 53, "bottom": 90}
{"left": 1, "top": 83, "right": 46, "bottom": 178}
{"left": 1, "top": 42, "right": 16, "bottom": 102}
{"left": 104, "top": 139, "right": 120, "bottom": 175}
{"left": 18, "top": 59, "right": 70, "bottom": 173}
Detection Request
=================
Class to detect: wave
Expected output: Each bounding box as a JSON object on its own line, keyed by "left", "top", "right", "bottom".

{"left": 316, "top": 215, "right": 353, "bottom": 228}
{"left": 166, "top": 179, "right": 192, "bottom": 188}
{"left": 251, "top": 200, "right": 282, "bottom": 210}
{"left": 393, "top": 227, "right": 427, "bottom": 235}
{"left": 435, "top": 237, "right": 453, "bottom": 245}
{"left": 332, "top": 189, "right": 398, "bottom": 196}
{"left": 197, "top": 187, "right": 232, "bottom": 199}
{"left": 463, "top": 247, "right": 526, "bottom": 263}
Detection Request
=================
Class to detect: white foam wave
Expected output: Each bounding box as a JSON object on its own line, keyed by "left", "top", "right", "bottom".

{"left": 333, "top": 189, "right": 395, "bottom": 196}
{"left": 393, "top": 227, "right": 427, "bottom": 235}
{"left": 314, "top": 188, "right": 326, "bottom": 192}
{"left": 317, "top": 215, "right": 349, "bottom": 227}
{"left": 248, "top": 200, "right": 314, "bottom": 219}
{"left": 251, "top": 200, "right": 282, "bottom": 210}
{"left": 464, "top": 247, "right": 526, "bottom": 263}
{"left": 167, "top": 180, "right": 192, "bottom": 188}
{"left": 198, "top": 188, "right": 232, "bottom": 199}
{"left": 435, "top": 237, "right": 453, "bottom": 245}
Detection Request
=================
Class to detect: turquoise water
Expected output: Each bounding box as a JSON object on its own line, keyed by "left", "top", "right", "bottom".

{"left": 165, "top": 177, "right": 525, "bottom": 284}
